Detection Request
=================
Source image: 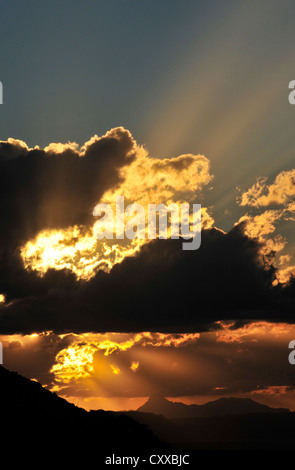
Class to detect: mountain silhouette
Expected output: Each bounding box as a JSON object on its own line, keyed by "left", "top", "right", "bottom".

{"left": 123, "top": 408, "right": 295, "bottom": 450}
{"left": 2, "top": 365, "right": 294, "bottom": 456}
{"left": 0, "top": 366, "right": 168, "bottom": 460}
{"left": 137, "top": 395, "right": 289, "bottom": 419}
{"left": 116, "top": 395, "right": 295, "bottom": 450}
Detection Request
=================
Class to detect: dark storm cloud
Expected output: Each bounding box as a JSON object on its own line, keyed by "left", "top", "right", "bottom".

{"left": 0, "top": 128, "right": 136, "bottom": 245}
{"left": 1, "top": 223, "right": 294, "bottom": 335}
{"left": 1, "top": 129, "right": 295, "bottom": 334}
{"left": 0, "top": 128, "right": 136, "bottom": 301}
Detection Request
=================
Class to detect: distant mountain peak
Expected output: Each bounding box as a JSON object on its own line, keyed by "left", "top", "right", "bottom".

{"left": 145, "top": 395, "right": 169, "bottom": 404}
{"left": 137, "top": 395, "right": 290, "bottom": 419}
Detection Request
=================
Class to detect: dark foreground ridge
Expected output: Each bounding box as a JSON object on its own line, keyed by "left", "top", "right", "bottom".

{"left": 0, "top": 366, "right": 168, "bottom": 461}
{"left": 2, "top": 365, "right": 295, "bottom": 460}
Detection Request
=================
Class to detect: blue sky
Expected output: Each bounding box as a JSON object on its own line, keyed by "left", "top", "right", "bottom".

{"left": 1, "top": 0, "right": 295, "bottom": 231}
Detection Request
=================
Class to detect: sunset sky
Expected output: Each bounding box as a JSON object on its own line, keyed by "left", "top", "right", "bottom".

{"left": 1, "top": 0, "right": 295, "bottom": 412}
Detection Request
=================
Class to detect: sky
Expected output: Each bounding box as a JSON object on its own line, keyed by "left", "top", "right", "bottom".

{"left": 1, "top": 0, "right": 295, "bottom": 411}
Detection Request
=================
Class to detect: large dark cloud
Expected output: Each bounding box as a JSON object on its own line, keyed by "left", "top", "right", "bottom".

{"left": 0, "top": 127, "right": 136, "bottom": 303}
{"left": 0, "top": 128, "right": 135, "bottom": 245}
{"left": 1, "top": 223, "right": 294, "bottom": 335}
{"left": 1, "top": 130, "right": 295, "bottom": 334}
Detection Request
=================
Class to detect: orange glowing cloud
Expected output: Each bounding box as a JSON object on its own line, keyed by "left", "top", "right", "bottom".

{"left": 234, "top": 210, "right": 287, "bottom": 279}
{"left": 215, "top": 320, "right": 292, "bottom": 343}
{"left": 130, "top": 361, "right": 140, "bottom": 372}
{"left": 50, "top": 332, "right": 200, "bottom": 384}
{"left": 239, "top": 169, "right": 295, "bottom": 207}
{"left": 275, "top": 265, "right": 295, "bottom": 285}
{"left": 251, "top": 385, "right": 291, "bottom": 396}
{"left": 236, "top": 171, "right": 295, "bottom": 284}
{"left": 19, "top": 128, "right": 213, "bottom": 281}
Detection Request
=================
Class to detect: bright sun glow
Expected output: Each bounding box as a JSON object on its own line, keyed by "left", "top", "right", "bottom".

{"left": 19, "top": 136, "right": 214, "bottom": 281}
{"left": 50, "top": 332, "right": 200, "bottom": 383}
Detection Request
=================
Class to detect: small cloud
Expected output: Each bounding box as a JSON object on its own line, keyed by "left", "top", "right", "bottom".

{"left": 110, "top": 364, "right": 120, "bottom": 375}
{"left": 239, "top": 170, "right": 295, "bottom": 208}
{"left": 130, "top": 361, "right": 139, "bottom": 372}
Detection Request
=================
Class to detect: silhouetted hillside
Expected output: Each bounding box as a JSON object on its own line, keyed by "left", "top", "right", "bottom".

{"left": 137, "top": 395, "right": 289, "bottom": 418}
{"left": 2, "top": 365, "right": 294, "bottom": 457}
{"left": 0, "top": 366, "right": 168, "bottom": 459}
